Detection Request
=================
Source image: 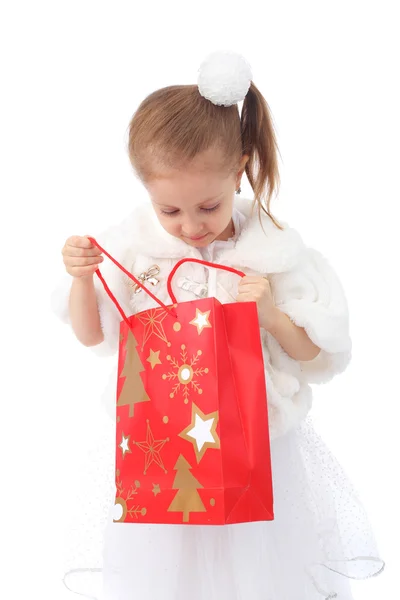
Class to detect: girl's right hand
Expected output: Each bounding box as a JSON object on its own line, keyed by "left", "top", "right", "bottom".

{"left": 62, "top": 236, "right": 104, "bottom": 278}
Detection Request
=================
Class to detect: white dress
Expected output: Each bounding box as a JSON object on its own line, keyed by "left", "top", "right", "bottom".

{"left": 62, "top": 212, "right": 384, "bottom": 600}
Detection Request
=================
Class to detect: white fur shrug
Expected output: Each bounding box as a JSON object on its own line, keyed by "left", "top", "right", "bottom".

{"left": 52, "top": 197, "right": 352, "bottom": 439}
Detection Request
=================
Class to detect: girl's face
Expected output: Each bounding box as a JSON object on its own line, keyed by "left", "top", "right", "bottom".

{"left": 146, "top": 152, "right": 248, "bottom": 249}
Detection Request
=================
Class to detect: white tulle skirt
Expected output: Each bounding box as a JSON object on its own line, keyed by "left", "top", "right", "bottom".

{"left": 63, "top": 412, "right": 384, "bottom": 600}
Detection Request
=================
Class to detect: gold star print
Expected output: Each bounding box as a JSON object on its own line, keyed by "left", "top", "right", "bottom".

{"left": 136, "top": 308, "right": 171, "bottom": 350}
{"left": 133, "top": 420, "right": 170, "bottom": 474}
{"left": 152, "top": 483, "right": 161, "bottom": 497}
{"left": 179, "top": 403, "right": 220, "bottom": 463}
{"left": 119, "top": 433, "right": 132, "bottom": 458}
{"left": 147, "top": 349, "right": 162, "bottom": 370}
{"left": 190, "top": 309, "right": 212, "bottom": 335}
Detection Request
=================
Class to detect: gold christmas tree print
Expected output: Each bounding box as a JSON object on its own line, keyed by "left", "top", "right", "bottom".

{"left": 113, "top": 475, "right": 147, "bottom": 523}
{"left": 118, "top": 329, "right": 150, "bottom": 418}
{"left": 136, "top": 308, "right": 171, "bottom": 351}
{"left": 162, "top": 344, "right": 209, "bottom": 404}
{"left": 167, "top": 455, "right": 207, "bottom": 523}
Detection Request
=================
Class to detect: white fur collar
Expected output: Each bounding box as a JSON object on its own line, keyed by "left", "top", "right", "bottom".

{"left": 112, "top": 196, "right": 306, "bottom": 274}
{"left": 221, "top": 197, "right": 305, "bottom": 273}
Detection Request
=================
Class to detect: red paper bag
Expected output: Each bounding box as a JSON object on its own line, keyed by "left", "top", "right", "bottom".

{"left": 90, "top": 239, "right": 274, "bottom": 525}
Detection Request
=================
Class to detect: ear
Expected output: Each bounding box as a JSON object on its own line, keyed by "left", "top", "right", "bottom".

{"left": 236, "top": 154, "right": 249, "bottom": 188}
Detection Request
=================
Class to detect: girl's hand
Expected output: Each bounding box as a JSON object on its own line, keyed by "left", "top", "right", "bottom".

{"left": 62, "top": 236, "right": 104, "bottom": 279}
{"left": 236, "top": 276, "right": 279, "bottom": 331}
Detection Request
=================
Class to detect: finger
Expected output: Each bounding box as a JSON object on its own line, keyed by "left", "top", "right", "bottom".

{"left": 240, "top": 276, "right": 267, "bottom": 284}
{"left": 236, "top": 293, "right": 258, "bottom": 303}
{"left": 238, "top": 283, "right": 267, "bottom": 295}
{"left": 67, "top": 235, "right": 95, "bottom": 248}
{"left": 238, "top": 281, "right": 262, "bottom": 290}
{"left": 64, "top": 256, "right": 104, "bottom": 267}
{"left": 63, "top": 244, "right": 103, "bottom": 258}
{"left": 239, "top": 279, "right": 269, "bottom": 291}
{"left": 66, "top": 264, "right": 100, "bottom": 277}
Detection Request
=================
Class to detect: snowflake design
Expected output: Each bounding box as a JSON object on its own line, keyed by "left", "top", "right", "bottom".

{"left": 116, "top": 473, "right": 140, "bottom": 500}
{"left": 114, "top": 475, "right": 147, "bottom": 522}
{"left": 162, "top": 344, "right": 209, "bottom": 404}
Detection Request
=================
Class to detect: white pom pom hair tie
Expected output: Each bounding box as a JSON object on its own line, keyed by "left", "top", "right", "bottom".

{"left": 197, "top": 51, "right": 253, "bottom": 107}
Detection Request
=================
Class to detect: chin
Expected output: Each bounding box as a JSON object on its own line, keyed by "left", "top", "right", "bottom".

{"left": 186, "top": 239, "right": 211, "bottom": 248}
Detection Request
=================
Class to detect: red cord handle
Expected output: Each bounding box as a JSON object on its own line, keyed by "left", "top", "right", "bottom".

{"left": 167, "top": 258, "right": 245, "bottom": 304}
{"left": 88, "top": 239, "right": 246, "bottom": 324}
{"left": 88, "top": 238, "right": 176, "bottom": 327}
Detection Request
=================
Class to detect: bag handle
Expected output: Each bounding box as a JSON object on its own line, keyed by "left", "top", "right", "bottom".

{"left": 88, "top": 239, "right": 246, "bottom": 324}
{"left": 88, "top": 238, "right": 176, "bottom": 328}
{"left": 167, "top": 258, "right": 245, "bottom": 304}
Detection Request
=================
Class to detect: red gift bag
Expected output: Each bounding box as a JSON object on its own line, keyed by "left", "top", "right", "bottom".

{"left": 90, "top": 238, "right": 274, "bottom": 525}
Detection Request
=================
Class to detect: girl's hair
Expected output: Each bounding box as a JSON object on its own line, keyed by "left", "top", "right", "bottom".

{"left": 127, "top": 81, "right": 283, "bottom": 230}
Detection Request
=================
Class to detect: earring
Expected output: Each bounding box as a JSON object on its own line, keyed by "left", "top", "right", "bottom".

{"left": 236, "top": 186, "right": 241, "bottom": 194}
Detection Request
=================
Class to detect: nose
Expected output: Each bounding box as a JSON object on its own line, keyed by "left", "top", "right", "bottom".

{"left": 181, "top": 220, "right": 204, "bottom": 238}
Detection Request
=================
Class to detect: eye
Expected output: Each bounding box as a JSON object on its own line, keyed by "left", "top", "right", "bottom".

{"left": 161, "top": 209, "right": 180, "bottom": 216}
{"left": 201, "top": 204, "right": 220, "bottom": 213}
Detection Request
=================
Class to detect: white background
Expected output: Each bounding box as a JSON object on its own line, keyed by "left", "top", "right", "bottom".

{"left": 1, "top": 0, "right": 398, "bottom": 598}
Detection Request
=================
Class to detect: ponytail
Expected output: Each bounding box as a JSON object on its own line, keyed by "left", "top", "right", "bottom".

{"left": 241, "top": 82, "right": 283, "bottom": 230}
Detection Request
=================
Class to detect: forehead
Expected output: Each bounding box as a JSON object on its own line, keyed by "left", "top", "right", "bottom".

{"left": 145, "top": 147, "right": 235, "bottom": 207}
{"left": 147, "top": 169, "right": 232, "bottom": 208}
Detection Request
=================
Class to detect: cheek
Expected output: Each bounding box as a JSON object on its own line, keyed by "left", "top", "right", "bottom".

{"left": 159, "top": 215, "right": 182, "bottom": 235}
{"left": 215, "top": 207, "right": 233, "bottom": 228}
{"left": 162, "top": 218, "right": 177, "bottom": 231}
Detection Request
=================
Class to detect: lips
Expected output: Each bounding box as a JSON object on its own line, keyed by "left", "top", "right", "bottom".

{"left": 188, "top": 233, "right": 208, "bottom": 241}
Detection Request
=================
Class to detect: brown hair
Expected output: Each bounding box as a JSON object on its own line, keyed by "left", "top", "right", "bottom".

{"left": 127, "top": 81, "right": 283, "bottom": 230}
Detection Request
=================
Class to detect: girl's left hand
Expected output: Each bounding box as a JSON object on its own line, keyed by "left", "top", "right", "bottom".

{"left": 236, "top": 276, "right": 279, "bottom": 331}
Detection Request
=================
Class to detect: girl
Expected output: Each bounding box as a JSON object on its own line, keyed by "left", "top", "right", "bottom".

{"left": 52, "top": 51, "right": 384, "bottom": 600}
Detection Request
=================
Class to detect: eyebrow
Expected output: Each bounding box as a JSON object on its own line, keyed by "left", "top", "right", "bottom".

{"left": 154, "top": 194, "right": 222, "bottom": 208}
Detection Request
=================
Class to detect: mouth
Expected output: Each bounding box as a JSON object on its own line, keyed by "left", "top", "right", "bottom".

{"left": 186, "top": 233, "right": 209, "bottom": 241}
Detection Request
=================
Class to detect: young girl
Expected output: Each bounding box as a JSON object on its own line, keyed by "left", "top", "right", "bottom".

{"left": 53, "top": 51, "right": 384, "bottom": 600}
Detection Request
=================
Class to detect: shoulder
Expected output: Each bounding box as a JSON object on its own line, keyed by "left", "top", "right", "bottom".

{"left": 95, "top": 202, "right": 156, "bottom": 258}
{"left": 227, "top": 197, "right": 308, "bottom": 274}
